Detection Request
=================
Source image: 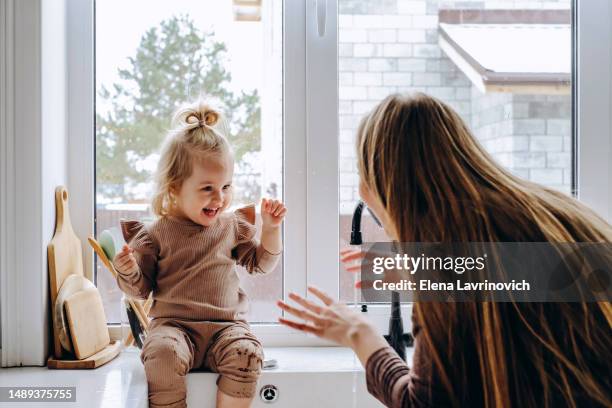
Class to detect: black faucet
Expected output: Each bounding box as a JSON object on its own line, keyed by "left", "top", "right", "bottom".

{"left": 350, "top": 200, "right": 383, "bottom": 245}
{"left": 350, "top": 201, "right": 414, "bottom": 360}
{"left": 350, "top": 201, "right": 366, "bottom": 245}
{"left": 383, "top": 291, "right": 414, "bottom": 360}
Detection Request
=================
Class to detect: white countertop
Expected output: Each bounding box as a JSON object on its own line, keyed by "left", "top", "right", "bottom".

{"left": 0, "top": 346, "right": 413, "bottom": 407}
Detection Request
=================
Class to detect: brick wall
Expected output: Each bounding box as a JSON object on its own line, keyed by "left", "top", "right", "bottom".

{"left": 339, "top": 4, "right": 473, "bottom": 214}
{"left": 338, "top": 0, "right": 572, "bottom": 213}
{"left": 471, "top": 90, "right": 572, "bottom": 194}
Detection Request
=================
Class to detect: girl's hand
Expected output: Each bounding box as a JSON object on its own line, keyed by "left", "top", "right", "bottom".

{"left": 113, "top": 244, "right": 139, "bottom": 276}
{"left": 261, "top": 198, "right": 287, "bottom": 228}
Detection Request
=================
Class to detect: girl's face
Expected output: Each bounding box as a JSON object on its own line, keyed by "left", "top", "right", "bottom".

{"left": 172, "top": 153, "right": 234, "bottom": 227}
{"left": 359, "top": 178, "right": 397, "bottom": 240}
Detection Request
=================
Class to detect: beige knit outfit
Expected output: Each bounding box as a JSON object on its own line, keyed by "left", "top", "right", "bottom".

{"left": 116, "top": 205, "right": 280, "bottom": 408}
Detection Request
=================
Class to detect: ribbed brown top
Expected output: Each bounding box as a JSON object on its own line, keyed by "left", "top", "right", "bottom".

{"left": 365, "top": 314, "right": 441, "bottom": 408}
{"left": 115, "top": 206, "right": 280, "bottom": 321}
{"left": 365, "top": 311, "right": 458, "bottom": 407}
{"left": 365, "top": 310, "right": 607, "bottom": 407}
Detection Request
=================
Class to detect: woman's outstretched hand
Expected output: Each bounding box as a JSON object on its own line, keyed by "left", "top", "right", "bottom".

{"left": 277, "top": 286, "right": 366, "bottom": 347}
{"left": 277, "top": 286, "right": 389, "bottom": 365}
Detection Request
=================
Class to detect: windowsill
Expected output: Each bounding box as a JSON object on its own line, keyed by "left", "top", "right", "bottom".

{"left": 0, "top": 346, "right": 412, "bottom": 407}
{"left": 120, "top": 344, "right": 416, "bottom": 372}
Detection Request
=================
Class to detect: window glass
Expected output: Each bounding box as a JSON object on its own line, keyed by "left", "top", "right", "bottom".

{"left": 95, "top": 0, "right": 283, "bottom": 322}
{"left": 338, "top": 0, "right": 573, "bottom": 302}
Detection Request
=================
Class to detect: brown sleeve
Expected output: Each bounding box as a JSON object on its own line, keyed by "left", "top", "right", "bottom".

{"left": 365, "top": 347, "right": 415, "bottom": 408}
{"left": 365, "top": 313, "right": 450, "bottom": 408}
{"left": 116, "top": 220, "right": 158, "bottom": 300}
{"left": 232, "top": 206, "right": 280, "bottom": 274}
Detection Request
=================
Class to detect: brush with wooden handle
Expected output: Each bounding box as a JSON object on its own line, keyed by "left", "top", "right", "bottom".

{"left": 126, "top": 294, "right": 153, "bottom": 347}
{"left": 88, "top": 237, "right": 150, "bottom": 346}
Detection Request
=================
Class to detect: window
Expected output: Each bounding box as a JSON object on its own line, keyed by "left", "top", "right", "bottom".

{"left": 67, "top": 0, "right": 606, "bottom": 345}
{"left": 95, "top": 0, "right": 283, "bottom": 323}
{"left": 336, "top": 0, "right": 574, "bottom": 303}
{"left": 1, "top": 0, "right": 610, "bottom": 361}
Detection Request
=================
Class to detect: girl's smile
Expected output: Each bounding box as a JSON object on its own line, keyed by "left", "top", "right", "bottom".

{"left": 202, "top": 207, "right": 220, "bottom": 217}
{"left": 171, "top": 153, "right": 234, "bottom": 227}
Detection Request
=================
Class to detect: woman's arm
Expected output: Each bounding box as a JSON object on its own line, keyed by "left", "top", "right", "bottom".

{"left": 277, "top": 286, "right": 436, "bottom": 408}
{"left": 365, "top": 347, "right": 414, "bottom": 408}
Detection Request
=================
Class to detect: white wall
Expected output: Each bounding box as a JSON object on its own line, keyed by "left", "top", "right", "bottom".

{"left": 0, "top": 0, "right": 9, "bottom": 353}
{"left": 1, "top": 0, "right": 68, "bottom": 366}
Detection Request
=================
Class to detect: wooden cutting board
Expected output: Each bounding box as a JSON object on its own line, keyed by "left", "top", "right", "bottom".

{"left": 48, "top": 186, "right": 85, "bottom": 359}
{"left": 54, "top": 274, "right": 96, "bottom": 353}
{"left": 64, "top": 287, "right": 110, "bottom": 360}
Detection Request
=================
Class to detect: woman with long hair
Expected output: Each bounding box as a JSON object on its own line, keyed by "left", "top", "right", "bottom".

{"left": 276, "top": 93, "right": 612, "bottom": 407}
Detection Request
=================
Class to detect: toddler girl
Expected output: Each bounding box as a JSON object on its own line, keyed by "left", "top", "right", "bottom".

{"left": 112, "top": 100, "right": 286, "bottom": 408}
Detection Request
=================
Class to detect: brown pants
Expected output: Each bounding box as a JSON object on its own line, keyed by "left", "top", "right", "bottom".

{"left": 141, "top": 318, "right": 263, "bottom": 408}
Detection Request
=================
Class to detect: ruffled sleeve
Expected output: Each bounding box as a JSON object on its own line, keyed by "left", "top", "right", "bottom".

{"left": 121, "top": 220, "right": 158, "bottom": 254}
{"left": 114, "top": 220, "right": 159, "bottom": 300}
{"left": 232, "top": 205, "right": 280, "bottom": 274}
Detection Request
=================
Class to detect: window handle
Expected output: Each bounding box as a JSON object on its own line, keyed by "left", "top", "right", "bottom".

{"left": 315, "top": 0, "right": 327, "bottom": 37}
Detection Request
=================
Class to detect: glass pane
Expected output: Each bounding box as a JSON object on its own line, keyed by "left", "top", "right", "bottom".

{"left": 338, "top": 0, "right": 573, "bottom": 302}
{"left": 95, "top": 0, "right": 283, "bottom": 323}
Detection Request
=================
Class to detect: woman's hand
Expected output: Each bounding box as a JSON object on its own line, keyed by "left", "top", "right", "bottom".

{"left": 277, "top": 286, "right": 389, "bottom": 365}
{"left": 113, "top": 244, "right": 139, "bottom": 276}
{"left": 340, "top": 246, "right": 404, "bottom": 289}
{"left": 340, "top": 247, "right": 365, "bottom": 273}
{"left": 261, "top": 198, "right": 287, "bottom": 228}
{"left": 340, "top": 246, "right": 376, "bottom": 289}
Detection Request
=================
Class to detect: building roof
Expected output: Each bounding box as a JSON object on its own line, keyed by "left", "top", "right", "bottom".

{"left": 439, "top": 22, "right": 571, "bottom": 94}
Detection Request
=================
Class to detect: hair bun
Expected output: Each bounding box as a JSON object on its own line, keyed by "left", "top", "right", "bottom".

{"left": 184, "top": 110, "right": 219, "bottom": 128}
{"left": 185, "top": 113, "right": 200, "bottom": 126}
{"left": 173, "top": 100, "right": 223, "bottom": 130}
{"left": 203, "top": 110, "right": 219, "bottom": 126}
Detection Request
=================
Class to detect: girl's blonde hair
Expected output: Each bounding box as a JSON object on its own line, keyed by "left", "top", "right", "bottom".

{"left": 151, "top": 99, "right": 231, "bottom": 216}
{"left": 357, "top": 93, "right": 612, "bottom": 407}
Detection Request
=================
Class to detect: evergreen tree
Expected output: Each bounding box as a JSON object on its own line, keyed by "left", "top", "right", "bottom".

{"left": 97, "top": 15, "right": 260, "bottom": 201}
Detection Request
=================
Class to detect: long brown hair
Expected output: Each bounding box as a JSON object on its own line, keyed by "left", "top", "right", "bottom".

{"left": 357, "top": 93, "right": 612, "bottom": 407}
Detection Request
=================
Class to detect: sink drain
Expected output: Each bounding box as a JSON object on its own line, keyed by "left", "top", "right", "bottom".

{"left": 259, "top": 384, "right": 279, "bottom": 403}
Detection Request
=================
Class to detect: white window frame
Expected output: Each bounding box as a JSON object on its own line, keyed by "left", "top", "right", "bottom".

{"left": 576, "top": 0, "right": 612, "bottom": 220}
{"left": 58, "top": 0, "right": 612, "bottom": 349}
{"left": 67, "top": 0, "right": 95, "bottom": 283}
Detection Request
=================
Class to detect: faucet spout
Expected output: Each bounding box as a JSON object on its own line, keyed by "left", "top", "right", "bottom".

{"left": 350, "top": 201, "right": 365, "bottom": 245}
